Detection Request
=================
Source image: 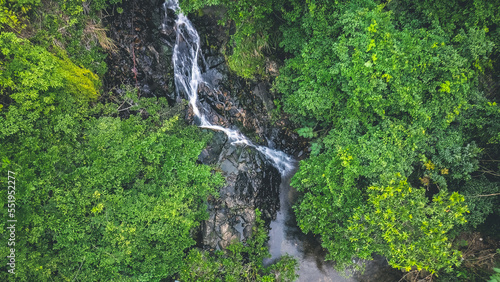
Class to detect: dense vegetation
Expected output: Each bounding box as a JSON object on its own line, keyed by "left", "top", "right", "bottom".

{"left": 181, "top": 0, "right": 500, "bottom": 280}
{"left": 0, "top": 0, "right": 297, "bottom": 281}
{"left": 277, "top": 0, "right": 499, "bottom": 276}
{"left": 1, "top": 0, "right": 499, "bottom": 280}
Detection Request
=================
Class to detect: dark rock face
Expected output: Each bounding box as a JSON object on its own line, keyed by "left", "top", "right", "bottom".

{"left": 104, "top": 0, "right": 175, "bottom": 101}
{"left": 199, "top": 132, "right": 281, "bottom": 249}
{"left": 103, "top": 1, "right": 297, "bottom": 249}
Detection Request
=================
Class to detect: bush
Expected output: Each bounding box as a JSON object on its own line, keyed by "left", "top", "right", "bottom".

{"left": 0, "top": 73, "right": 224, "bottom": 280}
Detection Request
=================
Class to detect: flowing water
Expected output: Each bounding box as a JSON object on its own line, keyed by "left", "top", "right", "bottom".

{"left": 165, "top": 0, "right": 294, "bottom": 175}
{"left": 265, "top": 172, "right": 355, "bottom": 282}
{"left": 163, "top": 1, "right": 399, "bottom": 281}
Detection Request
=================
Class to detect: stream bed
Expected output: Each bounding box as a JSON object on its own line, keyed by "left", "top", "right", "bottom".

{"left": 265, "top": 171, "right": 354, "bottom": 282}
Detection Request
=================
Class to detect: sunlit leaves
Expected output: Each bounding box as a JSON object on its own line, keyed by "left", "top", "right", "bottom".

{"left": 278, "top": 0, "right": 494, "bottom": 275}
{"left": 292, "top": 151, "right": 363, "bottom": 268}
{"left": 347, "top": 178, "right": 468, "bottom": 274}
{"left": 0, "top": 84, "right": 224, "bottom": 280}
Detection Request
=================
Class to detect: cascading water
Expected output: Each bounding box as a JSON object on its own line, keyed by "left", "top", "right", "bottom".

{"left": 160, "top": 3, "right": 401, "bottom": 280}
{"left": 164, "top": 0, "right": 295, "bottom": 175}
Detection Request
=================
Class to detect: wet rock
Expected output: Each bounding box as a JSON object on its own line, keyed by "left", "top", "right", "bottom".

{"left": 220, "top": 159, "right": 238, "bottom": 175}
{"left": 205, "top": 55, "right": 225, "bottom": 70}
{"left": 203, "top": 68, "right": 226, "bottom": 87}
{"left": 178, "top": 9, "right": 296, "bottom": 249}
{"left": 253, "top": 82, "right": 274, "bottom": 115}
{"left": 104, "top": 0, "right": 176, "bottom": 103}
{"left": 219, "top": 223, "right": 240, "bottom": 249}
{"left": 200, "top": 132, "right": 280, "bottom": 249}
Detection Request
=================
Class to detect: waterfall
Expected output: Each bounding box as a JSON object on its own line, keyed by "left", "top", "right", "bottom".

{"left": 164, "top": 0, "right": 295, "bottom": 175}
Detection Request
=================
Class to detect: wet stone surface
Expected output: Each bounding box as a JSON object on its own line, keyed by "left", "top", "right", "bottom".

{"left": 188, "top": 7, "right": 309, "bottom": 159}
{"left": 104, "top": 0, "right": 175, "bottom": 101}
{"left": 198, "top": 131, "right": 281, "bottom": 249}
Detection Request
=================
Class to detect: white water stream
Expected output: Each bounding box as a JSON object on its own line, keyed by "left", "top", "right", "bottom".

{"left": 162, "top": 2, "right": 402, "bottom": 281}
{"left": 165, "top": 0, "right": 295, "bottom": 175}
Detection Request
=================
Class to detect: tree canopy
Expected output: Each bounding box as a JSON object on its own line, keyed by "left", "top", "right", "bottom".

{"left": 181, "top": 0, "right": 500, "bottom": 279}
{"left": 275, "top": 0, "right": 500, "bottom": 277}
{"left": 1, "top": 0, "right": 499, "bottom": 280}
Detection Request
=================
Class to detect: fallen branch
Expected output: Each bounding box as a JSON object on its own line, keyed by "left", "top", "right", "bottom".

{"left": 478, "top": 166, "right": 500, "bottom": 177}
{"left": 468, "top": 193, "right": 500, "bottom": 198}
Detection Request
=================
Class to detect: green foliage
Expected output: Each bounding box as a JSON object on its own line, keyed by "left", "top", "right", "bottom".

{"left": 13, "top": 0, "right": 120, "bottom": 77}
{"left": 0, "top": 0, "right": 40, "bottom": 30}
{"left": 180, "top": 209, "right": 298, "bottom": 281}
{"left": 458, "top": 100, "right": 500, "bottom": 146}
{"left": 296, "top": 127, "right": 316, "bottom": 139}
{"left": 293, "top": 153, "right": 468, "bottom": 273}
{"left": 387, "top": 0, "right": 500, "bottom": 87}
{"left": 0, "top": 32, "right": 99, "bottom": 135}
{"left": 278, "top": 0, "right": 498, "bottom": 276}
{"left": 0, "top": 79, "right": 224, "bottom": 280}
{"left": 179, "top": 0, "right": 280, "bottom": 79}
{"left": 226, "top": 32, "right": 269, "bottom": 79}
{"left": 419, "top": 130, "right": 482, "bottom": 189}
{"left": 1, "top": 0, "right": 497, "bottom": 280}
{"left": 277, "top": 3, "right": 487, "bottom": 128}
{"left": 57, "top": 53, "right": 100, "bottom": 100}
{"left": 388, "top": 0, "right": 500, "bottom": 34}
{"left": 348, "top": 177, "right": 468, "bottom": 274}
{"left": 292, "top": 151, "right": 364, "bottom": 267}
{"left": 460, "top": 177, "right": 500, "bottom": 229}
{"left": 490, "top": 267, "right": 500, "bottom": 282}
{"left": 179, "top": 0, "right": 220, "bottom": 12}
